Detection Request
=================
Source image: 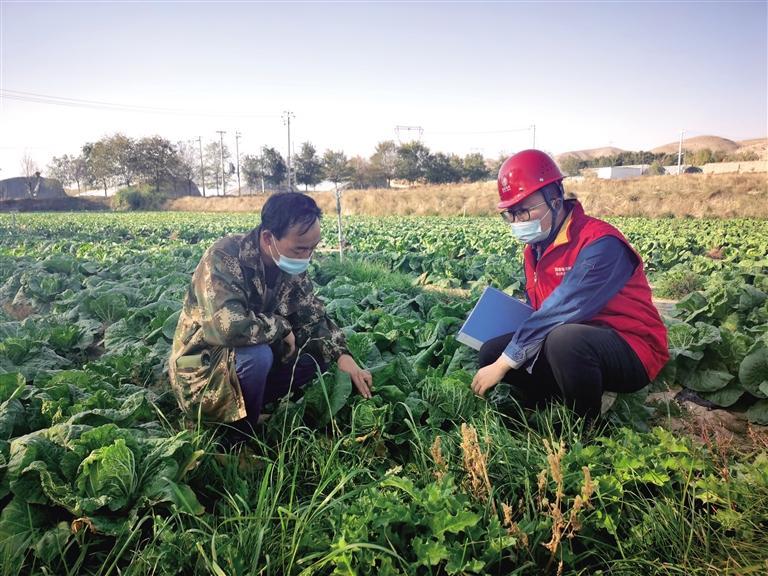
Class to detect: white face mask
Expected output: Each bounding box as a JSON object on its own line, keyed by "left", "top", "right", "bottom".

{"left": 269, "top": 243, "right": 311, "bottom": 275}
{"left": 508, "top": 208, "right": 552, "bottom": 244}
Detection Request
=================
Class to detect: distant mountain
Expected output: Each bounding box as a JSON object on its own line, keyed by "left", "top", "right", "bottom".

{"left": 556, "top": 136, "right": 767, "bottom": 162}
{"left": 651, "top": 135, "right": 740, "bottom": 154}
{"left": 555, "top": 147, "right": 625, "bottom": 162}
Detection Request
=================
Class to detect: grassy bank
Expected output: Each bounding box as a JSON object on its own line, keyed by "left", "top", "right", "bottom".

{"left": 164, "top": 172, "right": 768, "bottom": 219}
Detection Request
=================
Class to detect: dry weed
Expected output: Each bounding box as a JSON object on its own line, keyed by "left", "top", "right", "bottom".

{"left": 460, "top": 423, "right": 494, "bottom": 511}
{"left": 580, "top": 466, "right": 595, "bottom": 506}
{"left": 502, "top": 502, "right": 529, "bottom": 548}
{"left": 430, "top": 435, "right": 447, "bottom": 481}
{"left": 698, "top": 421, "right": 736, "bottom": 481}
{"left": 541, "top": 439, "right": 567, "bottom": 556}
{"left": 164, "top": 172, "right": 767, "bottom": 218}
{"left": 539, "top": 442, "right": 596, "bottom": 570}
{"left": 747, "top": 424, "right": 768, "bottom": 450}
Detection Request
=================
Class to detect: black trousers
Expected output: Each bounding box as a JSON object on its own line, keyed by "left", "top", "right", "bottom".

{"left": 478, "top": 324, "right": 649, "bottom": 420}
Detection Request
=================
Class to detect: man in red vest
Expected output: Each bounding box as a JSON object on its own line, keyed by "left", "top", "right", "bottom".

{"left": 471, "top": 149, "right": 669, "bottom": 420}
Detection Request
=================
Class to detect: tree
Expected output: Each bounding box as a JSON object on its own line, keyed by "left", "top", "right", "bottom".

{"left": 646, "top": 160, "right": 665, "bottom": 175}
{"left": 82, "top": 141, "right": 116, "bottom": 197}
{"left": 20, "top": 154, "right": 40, "bottom": 198}
{"left": 449, "top": 154, "right": 465, "bottom": 183}
{"left": 294, "top": 142, "right": 323, "bottom": 190}
{"left": 104, "top": 133, "right": 138, "bottom": 186}
{"left": 241, "top": 154, "right": 267, "bottom": 193}
{"left": 204, "top": 141, "right": 231, "bottom": 194}
{"left": 461, "top": 153, "right": 489, "bottom": 182}
{"left": 425, "top": 152, "right": 461, "bottom": 184}
{"left": 370, "top": 140, "right": 398, "bottom": 187}
{"left": 135, "top": 136, "right": 176, "bottom": 193}
{"left": 171, "top": 142, "right": 199, "bottom": 197}
{"left": 691, "top": 148, "right": 714, "bottom": 166}
{"left": 348, "top": 156, "right": 383, "bottom": 189}
{"left": 47, "top": 155, "right": 75, "bottom": 192}
{"left": 261, "top": 147, "right": 287, "bottom": 187}
{"left": 322, "top": 150, "right": 352, "bottom": 187}
{"left": 322, "top": 150, "right": 352, "bottom": 263}
{"left": 558, "top": 155, "right": 582, "bottom": 177}
{"left": 134, "top": 136, "right": 178, "bottom": 192}
{"left": 395, "top": 141, "right": 431, "bottom": 184}
{"left": 488, "top": 153, "right": 508, "bottom": 177}
{"left": 72, "top": 156, "right": 88, "bottom": 195}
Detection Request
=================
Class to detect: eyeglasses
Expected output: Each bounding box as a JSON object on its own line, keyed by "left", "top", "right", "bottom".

{"left": 500, "top": 200, "right": 549, "bottom": 223}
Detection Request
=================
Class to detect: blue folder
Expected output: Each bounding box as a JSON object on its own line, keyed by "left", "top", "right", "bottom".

{"left": 456, "top": 286, "right": 534, "bottom": 350}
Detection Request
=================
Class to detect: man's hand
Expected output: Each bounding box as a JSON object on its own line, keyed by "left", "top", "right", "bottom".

{"left": 282, "top": 331, "right": 296, "bottom": 361}
{"left": 471, "top": 357, "right": 512, "bottom": 397}
{"left": 337, "top": 354, "right": 373, "bottom": 399}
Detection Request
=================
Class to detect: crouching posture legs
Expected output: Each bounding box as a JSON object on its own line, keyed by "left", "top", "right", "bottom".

{"left": 478, "top": 324, "right": 648, "bottom": 420}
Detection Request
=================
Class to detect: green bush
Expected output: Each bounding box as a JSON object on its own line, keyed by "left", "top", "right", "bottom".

{"left": 112, "top": 184, "right": 166, "bottom": 211}
{"left": 654, "top": 265, "right": 704, "bottom": 298}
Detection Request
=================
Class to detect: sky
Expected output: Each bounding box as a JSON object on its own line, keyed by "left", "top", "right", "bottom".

{"left": 0, "top": 0, "right": 766, "bottom": 177}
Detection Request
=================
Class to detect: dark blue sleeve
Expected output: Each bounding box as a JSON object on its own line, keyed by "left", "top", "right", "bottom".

{"left": 501, "top": 236, "right": 638, "bottom": 368}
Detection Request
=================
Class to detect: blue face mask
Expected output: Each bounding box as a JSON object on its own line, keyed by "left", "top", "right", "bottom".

{"left": 269, "top": 243, "right": 311, "bottom": 275}
{"left": 508, "top": 208, "right": 552, "bottom": 244}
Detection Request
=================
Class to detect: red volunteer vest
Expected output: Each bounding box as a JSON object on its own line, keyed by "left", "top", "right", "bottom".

{"left": 524, "top": 201, "right": 669, "bottom": 380}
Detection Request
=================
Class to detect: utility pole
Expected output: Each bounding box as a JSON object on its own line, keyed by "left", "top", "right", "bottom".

{"left": 176, "top": 141, "right": 184, "bottom": 197}
{"left": 282, "top": 111, "right": 294, "bottom": 190}
{"left": 197, "top": 136, "right": 206, "bottom": 197}
{"left": 235, "top": 131, "right": 242, "bottom": 196}
{"left": 677, "top": 129, "right": 685, "bottom": 176}
{"left": 531, "top": 124, "right": 536, "bottom": 148}
{"left": 216, "top": 130, "right": 226, "bottom": 195}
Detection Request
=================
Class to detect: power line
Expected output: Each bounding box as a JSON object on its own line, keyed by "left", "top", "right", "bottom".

{"left": 0, "top": 88, "right": 279, "bottom": 119}
{"left": 395, "top": 125, "right": 423, "bottom": 144}
{"left": 429, "top": 126, "right": 535, "bottom": 136}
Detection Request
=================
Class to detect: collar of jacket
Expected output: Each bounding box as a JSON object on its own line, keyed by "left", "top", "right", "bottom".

{"left": 239, "top": 227, "right": 288, "bottom": 305}
{"left": 531, "top": 199, "right": 582, "bottom": 260}
{"left": 239, "top": 227, "right": 267, "bottom": 273}
{"left": 550, "top": 199, "right": 580, "bottom": 249}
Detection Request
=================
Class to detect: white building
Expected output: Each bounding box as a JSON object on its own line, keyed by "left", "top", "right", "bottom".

{"left": 596, "top": 165, "right": 649, "bottom": 180}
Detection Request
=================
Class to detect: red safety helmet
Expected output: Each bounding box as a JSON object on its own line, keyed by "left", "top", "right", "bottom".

{"left": 497, "top": 149, "right": 564, "bottom": 210}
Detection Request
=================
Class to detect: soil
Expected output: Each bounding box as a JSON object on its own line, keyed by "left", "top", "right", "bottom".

{"left": 650, "top": 388, "right": 768, "bottom": 454}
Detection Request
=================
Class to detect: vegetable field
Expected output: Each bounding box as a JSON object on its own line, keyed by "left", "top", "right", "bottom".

{"left": 0, "top": 212, "right": 767, "bottom": 575}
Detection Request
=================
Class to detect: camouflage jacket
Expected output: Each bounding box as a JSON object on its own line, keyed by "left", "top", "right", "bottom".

{"left": 168, "top": 229, "right": 348, "bottom": 423}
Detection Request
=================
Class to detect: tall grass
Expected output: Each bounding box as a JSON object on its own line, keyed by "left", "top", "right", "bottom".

{"left": 165, "top": 172, "right": 768, "bottom": 219}
{"left": 65, "top": 383, "right": 768, "bottom": 576}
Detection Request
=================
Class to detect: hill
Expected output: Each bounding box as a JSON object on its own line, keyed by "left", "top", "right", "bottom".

{"left": 736, "top": 137, "right": 768, "bottom": 160}
{"left": 555, "top": 147, "right": 625, "bottom": 162}
{"left": 651, "top": 135, "right": 741, "bottom": 155}
{"left": 556, "top": 136, "right": 767, "bottom": 161}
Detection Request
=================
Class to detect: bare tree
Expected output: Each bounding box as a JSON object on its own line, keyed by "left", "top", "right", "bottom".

{"left": 20, "top": 154, "right": 41, "bottom": 198}
{"left": 172, "top": 141, "right": 199, "bottom": 197}
{"left": 204, "top": 141, "right": 231, "bottom": 195}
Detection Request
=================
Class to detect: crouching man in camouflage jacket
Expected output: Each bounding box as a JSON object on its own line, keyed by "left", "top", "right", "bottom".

{"left": 169, "top": 192, "right": 372, "bottom": 435}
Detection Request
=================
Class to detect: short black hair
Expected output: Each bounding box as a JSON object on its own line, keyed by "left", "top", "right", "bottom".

{"left": 260, "top": 192, "right": 322, "bottom": 239}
